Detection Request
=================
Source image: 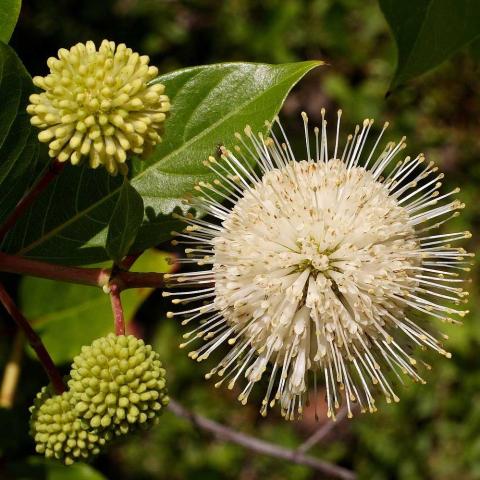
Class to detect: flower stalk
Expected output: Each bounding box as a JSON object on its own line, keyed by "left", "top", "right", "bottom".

{"left": 109, "top": 284, "right": 125, "bottom": 335}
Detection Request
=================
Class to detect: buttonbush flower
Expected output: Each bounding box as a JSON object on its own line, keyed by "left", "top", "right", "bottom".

{"left": 30, "top": 387, "right": 110, "bottom": 465}
{"left": 30, "top": 335, "right": 168, "bottom": 464}
{"left": 68, "top": 334, "right": 169, "bottom": 436}
{"left": 166, "top": 111, "right": 471, "bottom": 420}
{"left": 27, "top": 40, "right": 170, "bottom": 175}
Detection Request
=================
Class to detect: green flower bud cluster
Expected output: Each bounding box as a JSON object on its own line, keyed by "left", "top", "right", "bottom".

{"left": 30, "top": 335, "right": 168, "bottom": 465}
{"left": 68, "top": 334, "right": 169, "bottom": 436}
{"left": 29, "top": 387, "right": 109, "bottom": 465}
{"left": 27, "top": 40, "right": 170, "bottom": 175}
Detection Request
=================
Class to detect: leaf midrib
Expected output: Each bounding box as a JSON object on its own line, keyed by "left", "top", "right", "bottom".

{"left": 18, "top": 62, "right": 318, "bottom": 255}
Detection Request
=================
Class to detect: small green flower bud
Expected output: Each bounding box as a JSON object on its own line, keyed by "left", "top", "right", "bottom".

{"left": 29, "top": 387, "right": 108, "bottom": 465}
{"left": 68, "top": 334, "right": 169, "bottom": 436}
{"left": 27, "top": 40, "right": 170, "bottom": 175}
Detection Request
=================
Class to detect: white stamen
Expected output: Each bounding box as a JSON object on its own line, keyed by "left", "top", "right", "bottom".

{"left": 167, "top": 111, "right": 471, "bottom": 420}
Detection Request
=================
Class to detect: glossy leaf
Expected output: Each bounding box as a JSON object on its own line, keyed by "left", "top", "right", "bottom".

{"left": 4, "top": 61, "right": 320, "bottom": 264}
{"left": 106, "top": 178, "right": 144, "bottom": 263}
{"left": 19, "top": 249, "right": 174, "bottom": 364}
{"left": 0, "top": 0, "right": 21, "bottom": 43}
{"left": 380, "top": 0, "right": 480, "bottom": 88}
{"left": 0, "top": 41, "right": 43, "bottom": 226}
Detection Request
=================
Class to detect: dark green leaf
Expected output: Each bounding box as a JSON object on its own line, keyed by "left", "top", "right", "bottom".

{"left": 106, "top": 178, "right": 144, "bottom": 263}
{"left": 0, "top": 41, "right": 44, "bottom": 225}
{"left": 380, "top": 0, "right": 480, "bottom": 88}
{"left": 4, "top": 61, "right": 320, "bottom": 264}
{"left": 0, "top": 0, "right": 21, "bottom": 43}
{"left": 19, "top": 249, "right": 174, "bottom": 364}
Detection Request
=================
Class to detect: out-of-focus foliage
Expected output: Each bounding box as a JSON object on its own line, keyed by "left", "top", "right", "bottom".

{"left": 7, "top": 457, "right": 107, "bottom": 479}
{"left": 1, "top": 0, "right": 479, "bottom": 479}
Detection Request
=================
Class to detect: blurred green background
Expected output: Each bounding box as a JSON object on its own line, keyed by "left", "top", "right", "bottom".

{"left": 2, "top": 0, "right": 480, "bottom": 479}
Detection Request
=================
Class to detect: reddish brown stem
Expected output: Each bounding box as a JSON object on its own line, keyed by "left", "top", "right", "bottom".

{"left": 120, "top": 252, "right": 142, "bottom": 270}
{"left": 0, "top": 283, "right": 65, "bottom": 394}
{"left": 0, "top": 252, "right": 164, "bottom": 291}
{"left": 0, "top": 160, "right": 65, "bottom": 242}
{"left": 109, "top": 284, "right": 125, "bottom": 335}
{"left": 113, "top": 271, "right": 165, "bottom": 290}
{"left": 0, "top": 252, "right": 110, "bottom": 287}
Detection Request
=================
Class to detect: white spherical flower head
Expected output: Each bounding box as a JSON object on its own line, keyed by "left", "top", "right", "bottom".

{"left": 166, "top": 111, "right": 471, "bottom": 420}
{"left": 27, "top": 40, "right": 170, "bottom": 175}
